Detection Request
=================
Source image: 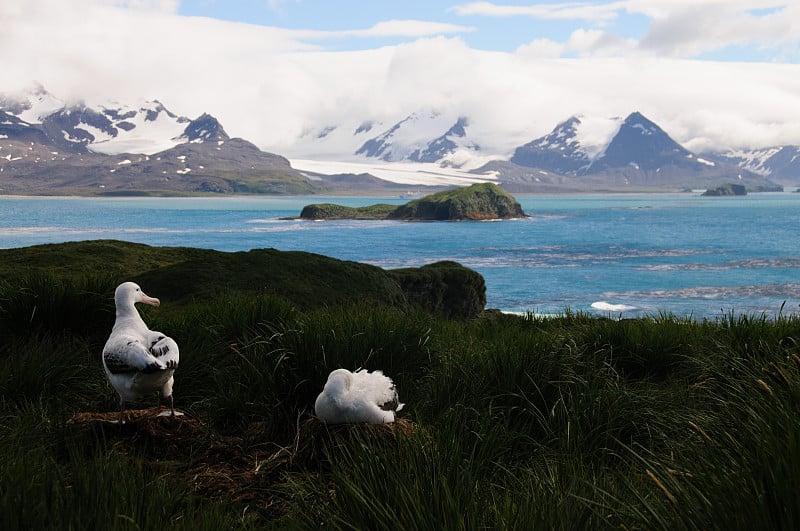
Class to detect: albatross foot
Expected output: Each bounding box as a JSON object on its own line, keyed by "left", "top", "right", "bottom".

{"left": 158, "top": 410, "right": 184, "bottom": 417}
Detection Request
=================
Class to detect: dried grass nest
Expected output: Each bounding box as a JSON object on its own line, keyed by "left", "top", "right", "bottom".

{"left": 66, "top": 408, "right": 418, "bottom": 511}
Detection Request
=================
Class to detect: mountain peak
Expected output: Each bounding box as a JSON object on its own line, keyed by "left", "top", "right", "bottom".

{"left": 706, "top": 144, "right": 800, "bottom": 186}
{"left": 587, "top": 111, "right": 691, "bottom": 172}
{"left": 0, "top": 84, "right": 65, "bottom": 124}
{"left": 179, "top": 113, "right": 229, "bottom": 143}
{"left": 356, "top": 111, "right": 476, "bottom": 163}
{"left": 0, "top": 86, "right": 230, "bottom": 155}
{"left": 408, "top": 116, "right": 478, "bottom": 164}
{"left": 510, "top": 115, "right": 592, "bottom": 174}
{"left": 621, "top": 111, "right": 661, "bottom": 136}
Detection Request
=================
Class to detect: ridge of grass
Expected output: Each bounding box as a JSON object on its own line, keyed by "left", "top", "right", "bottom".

{"left": 1, "top": 241, "right": 799, "bottom": 528}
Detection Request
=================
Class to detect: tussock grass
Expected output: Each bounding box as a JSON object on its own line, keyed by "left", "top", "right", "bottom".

{"left": 0, "top": 413, "right": 251, "bottom": 530}
{"left": 0, "top": 335, "right": 106, "bottom": 412}
{"left": 0, "top": 272, "right": 116, "bottom": 341}
{"left": 2, "top": 244, "right": 800, "bottom": 529}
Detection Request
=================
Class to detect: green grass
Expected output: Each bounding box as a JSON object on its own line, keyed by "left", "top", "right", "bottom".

{"left": 0, "top": 405, "right": 252, "bottom": 530}
{"left": 389, "top": 182, "right": 526, "bottom": 220}
{"left": 0, "top": 240, "right": 484, "bottom": 317}
{"left": 2, "top": 241, "right": 800, "bottom": 529}
{"left": 299, "top": 203, "right": 398, "bottom": 219}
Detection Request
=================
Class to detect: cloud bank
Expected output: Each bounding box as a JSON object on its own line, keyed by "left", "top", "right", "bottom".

{"left": 455, "top": 1, "right": 800, "bottom": 60}
{"left": 1, "top": 0, "right": 798, "bottom": 160}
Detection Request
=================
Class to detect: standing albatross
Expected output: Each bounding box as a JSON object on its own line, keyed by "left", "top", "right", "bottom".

{"left": 102, "top": 282, "right": 179, "bottom": 422}
{"left": 315, "top": 368, "right": 404, "bottom": 424}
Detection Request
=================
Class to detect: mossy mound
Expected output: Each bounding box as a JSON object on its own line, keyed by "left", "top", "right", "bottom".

{"left": 0, "top": 239, "right": 486, "bottom": 319}
{"left": 391, "top": 261, "right": 487, "bottom": 319}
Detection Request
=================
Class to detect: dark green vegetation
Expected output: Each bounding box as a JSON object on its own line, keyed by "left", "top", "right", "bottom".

{"left": 2, "top": 241, "right": 800, "bottom": 529}
{"left": 299, "top": 202, "right": 398, "bottom": 220}
{"left": 300, "top": 182, "right": 527, "bottom": 221}
{"left": 0, "top": 240, "right": 484, "bottom": 319}
{"left": 702, "top": 183, "right": 748, "bottom": 196}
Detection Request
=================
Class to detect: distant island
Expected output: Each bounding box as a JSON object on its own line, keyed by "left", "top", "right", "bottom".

{"left": 702, "top": 183, "right": 747, "bottom": 196}
{"left": 298, "top": 183, "right": 527, "bottom": 221}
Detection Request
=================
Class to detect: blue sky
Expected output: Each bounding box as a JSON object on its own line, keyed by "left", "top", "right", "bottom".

{"left": 174, "top": 0, "right": 797, "bottom": 61}
{"left": 2, "top": 0, "right": 800, "bottom": 156}
{"left": 175, "top": 0, "right": 605, "bottom": 53}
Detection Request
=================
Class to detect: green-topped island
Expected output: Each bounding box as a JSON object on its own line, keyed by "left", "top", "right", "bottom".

{"left": 298, "top": 183, "right": 527, "bottom": 221}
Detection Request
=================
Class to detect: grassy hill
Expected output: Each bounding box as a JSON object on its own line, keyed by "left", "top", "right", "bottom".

{"left": 388, "top": 182, "right": 526, "bottom": 220}
{"left": 0, "top": 240, "right": 484, "bottom": 319}
{"left": 1, "top": 240, "right": 799, "bottom": 529}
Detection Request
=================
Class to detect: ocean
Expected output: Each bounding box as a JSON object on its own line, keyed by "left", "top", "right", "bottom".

{"left": 1, "top": 192, "right": 799, "bottom": 319}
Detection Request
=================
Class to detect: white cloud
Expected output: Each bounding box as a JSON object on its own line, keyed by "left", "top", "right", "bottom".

{"left": 1, "top": 0, "right": 799, "bottom": 161}
{"left": 345, "top": 20, "right": 475, "bottom": 38}
{"left": 632, "top": 1, "right": 800, "bottom": 58}
{"left": 290, "top": 20, "right": 475, "bottom": 40}
{"left": 517, "top": 29, "right": 637, "bottom": 58}
{"left": 565, "top": 28, "right": 637, "bottom": 56}
{"left": 109, "top": 0, "right": 179, "bottom": 11}
{"left": 451, "top": 1, "right": 627, "bottom": 21}
{"left": 453, "top": 1, "right": 800, "bottom": 60}
{"left": 516, "top": 38, "right": 565, "bottom": 58}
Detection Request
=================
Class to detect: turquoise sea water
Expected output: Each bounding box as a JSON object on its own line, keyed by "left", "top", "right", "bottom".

{"left": 1, "top": 192, "right": 799, "bottom": 319}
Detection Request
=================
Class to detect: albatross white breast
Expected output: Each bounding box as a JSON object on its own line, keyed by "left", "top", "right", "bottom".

{"left": 314, "top": 368, "right": 404, "bottom": 424}
{"left": 102, "top": 282, "right": 180, "bottom": 422}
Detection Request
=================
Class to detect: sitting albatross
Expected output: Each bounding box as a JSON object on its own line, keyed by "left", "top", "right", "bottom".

{"left": 314, "top": 368, "right": 404, "bottom": 424}
{"left": 102, "top": 282, "right": 179, "bottom": 422}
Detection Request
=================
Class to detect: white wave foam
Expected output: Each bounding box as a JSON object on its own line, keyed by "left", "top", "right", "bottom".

{"left": 638, "top": 256, "right": 800, "bottom": 272}
{"left": 608, "top": 284, "right": 800, "bottom": 299}
{"left": 591, "top": 301, "right": 639, "bottom": 312}
{"left": 0, "top": 226, "right": 64, "bottom": 234}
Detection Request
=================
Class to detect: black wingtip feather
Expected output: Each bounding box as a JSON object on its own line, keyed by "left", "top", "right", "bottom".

{"left": 140, "top": 362, "right": 164, "bottom": 374}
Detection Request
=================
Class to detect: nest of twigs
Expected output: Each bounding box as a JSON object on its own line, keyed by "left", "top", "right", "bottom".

{"left": 67, "top": 408, "right": 211, "bottom": 458}
{"left": 66, "top": 408, "right": 286, "bottom": 505}
{"left": 65, "top": 408, "right": 416, "bottom": 513}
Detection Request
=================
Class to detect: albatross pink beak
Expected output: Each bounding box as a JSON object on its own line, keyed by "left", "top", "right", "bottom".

{"left": 140, "top": 292, "right": 161, "bottom": 307}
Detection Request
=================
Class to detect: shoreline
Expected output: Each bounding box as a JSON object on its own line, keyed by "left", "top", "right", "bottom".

{"left": 4, "top": 188, "right": 798, "bottom": 199}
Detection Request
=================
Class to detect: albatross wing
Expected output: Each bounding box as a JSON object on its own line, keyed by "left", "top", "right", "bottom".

{"left": 315, "top": 368, "right": 404, "bottom": 424}
{"left": 103, "top": 334, "right": 166, "bottom": 375}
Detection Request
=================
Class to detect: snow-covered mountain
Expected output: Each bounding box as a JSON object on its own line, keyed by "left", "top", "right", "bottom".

{"left": 288, "top": 119, "right": 389, "bottom": 160}
{"left": 0, "top": 86, "right": 431, "bottom": 195}
{"left": 586, "top": 111, "right": 711, "bottom": 173}
{"left": 0, "top": 85, "right": 244, "bottom": 156}
{"left": 355, "top": 111, "right": 480, "bottom": 166}
{"left": 0, "top": 85, "right": 193, "bottom": 155}
{"left": 255, "top": 97, "right": 796, "bottom": 189}
{"left": 409, "top": 117, "right": 481, "bottom": 166}
{"left": 488, "top": 111, "right": 784, "bottom": 192}
{"left": 510, "top": 115, "right": 620, "bottom": 175}
{"left": 510, "top": 112, "right": 722, "bottom": 176}
{"left": 704, "top": 146, "right": 800, "bottom": 186}
{"left": 0, "top": 85, "right": 793, "bottom": 194}
{"left": 0, "top": 83, "right": 64, "bottom": 124}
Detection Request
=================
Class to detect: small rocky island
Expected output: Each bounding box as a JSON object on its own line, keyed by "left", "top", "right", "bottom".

{"left": 702, "top": 183, "right": 747, "bottom": 196}
{"left": 299, "top": 183, "right": 527, "bottom": 221}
